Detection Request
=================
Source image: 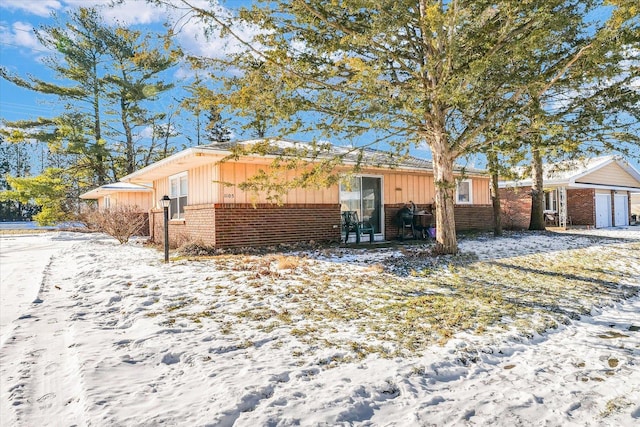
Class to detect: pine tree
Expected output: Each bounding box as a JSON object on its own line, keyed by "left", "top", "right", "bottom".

{"left": 162, "top": 0, "right": 638, "bottom": 253}
{"left": 205, "top": 107, "right": 232, "bottom": 143}
{"left": 0, "top": 6, "right": 180, "bottom": 223}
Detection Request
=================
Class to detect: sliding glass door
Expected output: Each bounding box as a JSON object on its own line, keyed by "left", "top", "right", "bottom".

{"left": 340, "top": 176, "right": 382, "bottom": 233}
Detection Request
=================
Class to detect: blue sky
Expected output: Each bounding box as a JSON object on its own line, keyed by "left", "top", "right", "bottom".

{"left": 0, "top": 0, "right": 438, "bottom": 170}
{"left": 1, "top": 0, "right": 638, "bottom": 173}
{"left": 0, "top": 0, "right": 254, "bottom": 125}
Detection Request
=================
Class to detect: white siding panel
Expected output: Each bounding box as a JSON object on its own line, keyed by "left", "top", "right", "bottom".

{"left": 577, "top": 162, "right": 640, "bottom": 188}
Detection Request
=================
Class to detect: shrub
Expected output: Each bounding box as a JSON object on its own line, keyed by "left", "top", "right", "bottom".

{"left": 178, "top": 241, "right": 218, "bottom": 256}
{"left": 79, "top": 205, "right": 148, "bottom": 244}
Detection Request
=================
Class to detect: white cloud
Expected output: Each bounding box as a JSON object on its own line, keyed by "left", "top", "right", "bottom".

{"left": 1, "top": 0, "right": 166, "bottom": 25}
{"left": 0, "top": 0, "right": 62, "bottom": 17}
{"left": 11, "top": 21, "right": 40, "bottom": 50}
{"left": 0, "top": 21, "right": 44, "bottom": 57}
{"left": 3, "top": 0, "right": 266, "bottom": 62}
{"left": 98, "top": 1, "right": 167, "bottom": 26}
{"left": 161, "top": 0, "right": 268, "bottom": 60}
{"left": 138, "top": 125, "right": 155, "bottom": 139}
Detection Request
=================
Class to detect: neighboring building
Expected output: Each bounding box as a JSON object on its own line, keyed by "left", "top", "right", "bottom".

{"left": 499, "top": 156, "right": 640, "bottom": 229}
{"left": 80, "top": 182, "right": 152, "bottom": 211}
{"left": 632, "top": 193, "right": 640, "bottom": 224}
{"left": 80, "top": 182, "right": 152, "bottom": 236}
{"left": 112, "top": 139, "right": 493, "bottom": 248}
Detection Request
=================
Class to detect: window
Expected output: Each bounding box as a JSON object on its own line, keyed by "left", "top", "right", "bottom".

{"left": 456, "top": 179, "right": 472, "bottom": 204}
{"left": 103, "top": 195, "right": 111, "bottom": 209}
{"left": 544, "top": 190, "right": 557, "bottom": 212}
{"left": 169, "top": 172, "right": 188, "bottom": 219}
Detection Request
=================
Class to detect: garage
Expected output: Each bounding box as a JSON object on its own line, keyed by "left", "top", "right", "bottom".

{"left": 595, "top": 193, "right": 611, "bottom": 228}
{"left": 614, "top": 193, "right": 629, "bottom": 226}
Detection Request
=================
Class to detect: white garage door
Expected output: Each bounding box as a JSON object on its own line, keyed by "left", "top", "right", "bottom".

{"left": 595, "top": 194, "right": 612, "bottom": 228}
{"left": 614, "top": 194, "right": 629, "bottom": 226}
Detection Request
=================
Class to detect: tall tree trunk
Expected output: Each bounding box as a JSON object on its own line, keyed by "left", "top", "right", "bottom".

{"left": 529, "top": 146, "right": 545, "bottom": 230}
{"left": 487, "top": 150, "right": 503, "bottom": 236}
{"left": 91, "top": 59, "right": 107, "bottom": 186}
{"left": 120, "top": 93, "right": 135, "bottom": 175}
{"left": 430, "top": 133, "right": 458, "bottom": 255}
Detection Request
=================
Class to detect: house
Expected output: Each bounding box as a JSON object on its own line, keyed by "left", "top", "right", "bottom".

{"left": 116, "top": 139, "right": 493, "bottom": 248}
{"left": 80, "top": 182, "right": 152, "bottom": 235}
{"left": 499, "top": 156, "right": 640, "bottom": 229}
{"left": 80, "top": 182, "right": 152, "bottom": 211}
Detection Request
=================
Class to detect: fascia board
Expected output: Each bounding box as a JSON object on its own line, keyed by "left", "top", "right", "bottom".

{"left": 568, "top": 182, "right": 640, "bottom": 192}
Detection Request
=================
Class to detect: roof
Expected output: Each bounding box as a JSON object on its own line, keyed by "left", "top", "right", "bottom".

{"left": 500, "top": 156, "right": 640, "bottom": 192}
{"left": 121, "top": 138, "right": 486, "bottom": 184}
{"left": 80, "top": 182, "right": 152, "bottom": 200}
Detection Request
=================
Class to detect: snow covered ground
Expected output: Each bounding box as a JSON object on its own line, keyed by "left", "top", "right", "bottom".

{"left": 0, "top": 228, "right": 639, "bottom": 426}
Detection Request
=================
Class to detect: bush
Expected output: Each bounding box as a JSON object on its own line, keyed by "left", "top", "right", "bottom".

{"left": 79, "top": 205, "right": 148, "bottom": 244}
{"left": 177, "top": 241, "right": 218, "bottom": 256}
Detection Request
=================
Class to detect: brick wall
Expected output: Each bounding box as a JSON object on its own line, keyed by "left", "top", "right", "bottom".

{"left": 453, "top": 205, "right": 494, "bottom": 231}
{"left": 214, "top": 203, "right": 342, "bottom": 248}
{"left": 136, "top": 213, "right": 150, "bottom": 236}
{"left": 184, "top": 205, "right": 217, "bottom": 246}
{"left": 150, "top": 209, "right": 189, "bottom": 248}
{"left": 500, "top": 187, "right": 598, "bottom": 228}
{"left": 154, "top": 202, "right": 496, "bottom": 247}
{"left": 153, "top": 203, "right": 342, "bottom": 249}
{"left": 566, "top": 189, "right": 595, "bottom": 226}
{"left": 384, "top": 203, "right": 493, "bottom": 240}
{"left": 499, "top": 187, "right": 532, "bottom": 230}
{"left": 385, "top": 204, "right": 400, "bottom": 240}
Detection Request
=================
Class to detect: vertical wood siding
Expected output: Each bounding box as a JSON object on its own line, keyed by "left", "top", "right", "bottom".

{"left": 113, "top": 192, "right": 152, "bottom": 210}
{"left": 382, "top": 172, "right": 436, "bottom": 205}
{"left": 152, "top": 161, "right": 490, "bottom": 211}
{"left": 154, "top": 178, "right": 170, "bottom": 206}
{"left": 472, "top": 177, "right": 491, "bottom": 205}
{"left": 218, "top": 162, "right": 338, "bottom": 204}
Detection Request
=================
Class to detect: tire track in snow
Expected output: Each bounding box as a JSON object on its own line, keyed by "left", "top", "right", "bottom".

{"left": 0, "top": 251, "right": 90, "bottom": 427}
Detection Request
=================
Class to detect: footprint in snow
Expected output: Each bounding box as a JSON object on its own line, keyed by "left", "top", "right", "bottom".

{"left": 269, "top": 372, "right": 290, "bottom": 383}
{"left": 161, "top": 352, "right": 181, "bottom": 365}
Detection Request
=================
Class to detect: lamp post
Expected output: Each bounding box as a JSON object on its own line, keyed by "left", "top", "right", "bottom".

{"left": 160, "top": 195, "right": 171, "bottom": 262}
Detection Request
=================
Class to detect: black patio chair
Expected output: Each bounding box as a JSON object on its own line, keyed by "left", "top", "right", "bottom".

{"left": 341, "top": 211, "right": 375, "bottom": 244}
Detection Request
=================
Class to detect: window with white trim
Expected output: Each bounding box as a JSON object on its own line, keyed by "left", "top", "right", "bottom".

{"left": 103, "top": 195, "right": 111, "bottom": 209}
{"left": 456, "top": 179, "right": 472, "bottom": 204}
{"left": 544, "top": 190, "right": 557, "bottom": 212}
{"left": 169, "top": 172, "right": 188, "bottom": 219}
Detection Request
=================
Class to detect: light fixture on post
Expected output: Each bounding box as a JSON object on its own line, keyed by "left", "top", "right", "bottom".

{"left": 160, "top": 195, "right": 171, "bottom": 262}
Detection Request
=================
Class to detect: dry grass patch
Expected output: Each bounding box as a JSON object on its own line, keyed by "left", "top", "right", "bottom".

{"left": 143, "top": 239, "right": 640, "bottom": 363}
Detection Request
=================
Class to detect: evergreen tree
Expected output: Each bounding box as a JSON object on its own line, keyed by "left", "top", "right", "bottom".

{"left": 0, "top": 168, "right": 72, "bottom": 225}
{"left": 1, "top": 8, "right": 111, "bottom": 185}
{"left": 161, "top": 0, "right": 637, "bottom": 253}
{"left": 205, "top": 107, "right": 232, "bottom": 143}
{"left": 0, "top": 6, "right": 180, "bottom": 224}
{"left": 101, "top": 25, "right": 179, "bottom": 174}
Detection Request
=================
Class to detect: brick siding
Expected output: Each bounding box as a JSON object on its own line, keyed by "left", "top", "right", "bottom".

{"left": 213, "top": 203, "right": 341, "bottom": 248}
{"left": 136, "top": 213, "right": 150, "bottom": 236}
{"left": 499, "top": 187, "right": 532, "bottom": 230}
{"left": 453, "top": 205, "right": 494, "bottom": 231}
{"left": 384, "top": 203, "right": 493, "bottom": 240}
{"left": 499, "top": 186, "right": 598, "bottom": 228}
{"left": 566, "top": 188, "right": 595, "bottom": 226}
{"left": 153, "top": 202, "right": 495, "bottom": 248}
{"left": 151, "top": 203, "right": 341, "bottom": 249}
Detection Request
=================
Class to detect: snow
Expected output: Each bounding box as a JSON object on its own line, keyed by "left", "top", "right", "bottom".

{"left": 1, "top": 228, "right": 639, "bottom": 426}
